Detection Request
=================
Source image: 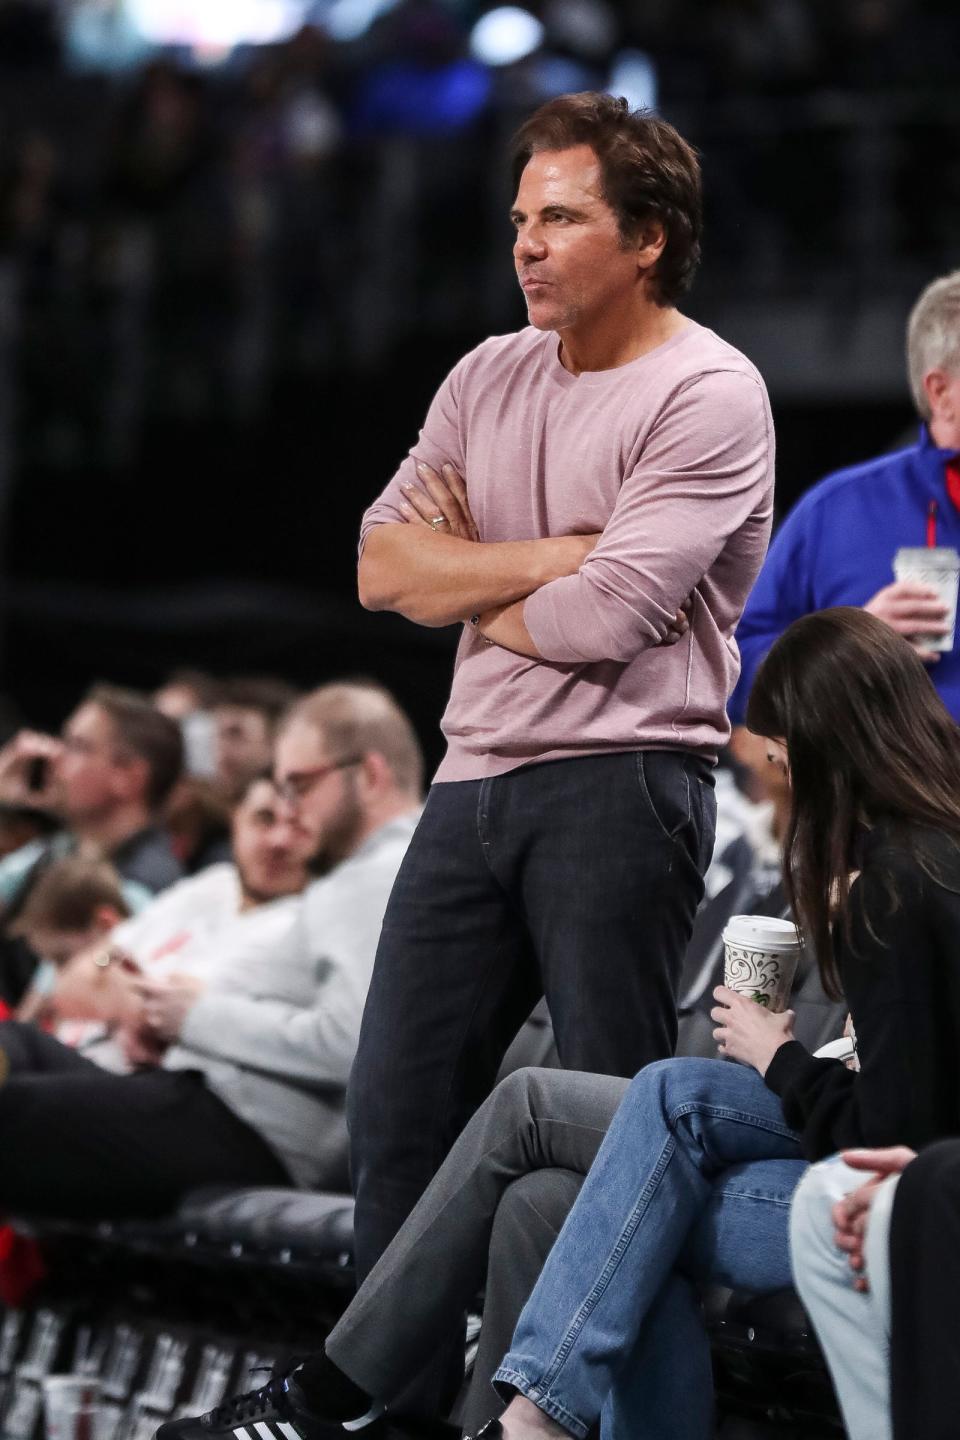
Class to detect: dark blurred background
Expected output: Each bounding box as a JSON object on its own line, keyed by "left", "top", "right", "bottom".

{"left": 0, "top": 0, "right": 957, "bottom": 773}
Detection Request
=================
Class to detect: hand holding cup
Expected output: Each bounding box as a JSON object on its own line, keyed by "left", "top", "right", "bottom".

{"left": 711, "top": 985, "right": 796, "bottom": 1076}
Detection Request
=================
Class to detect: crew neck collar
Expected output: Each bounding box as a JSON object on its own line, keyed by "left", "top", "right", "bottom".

{"left": 540, "top": 318, "right": 697, "bottom": 389}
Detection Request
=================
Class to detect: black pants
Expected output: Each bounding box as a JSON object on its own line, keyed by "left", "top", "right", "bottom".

{"left": 346, "top": 751, "right": 715, "bottom": 1414}
{"left": 890, "top": 1138, "right": 960, "bottom": 1440}
{"left": 0, "top": 1022, "right": 289, "bottom": 1218}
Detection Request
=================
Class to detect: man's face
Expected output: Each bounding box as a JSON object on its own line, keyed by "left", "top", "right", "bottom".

{"left": 511, "top": 145, "right": 646, "bottom": 337}
{"left": 927, "top": 368, "right": 960, "bottom": 449}
{"left": 214, "top": 706, "right": 273, "bottom": 801}
{"left": 231, "top": 778, "right": 314, "bottom": 904}
{"left": 274, "top": 718, "right": 364, "bottom": 869}
{"left": 57, "top": 703, "right": 129, "bottom": 821}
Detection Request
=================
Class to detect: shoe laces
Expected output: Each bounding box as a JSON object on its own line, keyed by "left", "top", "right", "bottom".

{"left": 207, "top": 1372, "right": 289, "bottom": 1427}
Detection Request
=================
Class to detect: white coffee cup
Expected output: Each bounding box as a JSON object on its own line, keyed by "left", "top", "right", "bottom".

{"left": 893, "top": 546, "right": 960, "bottom": 653}
{"left": 42, "top": 1374, "right": 101, "bottom": 1440}
{"left": 721, "top": 915, "right": 802, "bottom": 1013}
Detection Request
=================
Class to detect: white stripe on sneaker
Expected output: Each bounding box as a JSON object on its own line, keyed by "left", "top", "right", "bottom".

{"left": 275, "top": 1423, "right": 301, "bottom": 1440}
{"left": 342, "top": 1402, "right": 386, "bottom": 1432}
{"left": 252, "top": 1423, "right": 276, "bottom": 1440}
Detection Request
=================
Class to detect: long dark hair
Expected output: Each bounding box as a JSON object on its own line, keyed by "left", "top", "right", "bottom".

{"left": 746, "top": 607, "right": 960, "bottom": 998}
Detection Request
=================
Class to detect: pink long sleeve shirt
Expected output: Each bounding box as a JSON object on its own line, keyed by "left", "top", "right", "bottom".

{"left": 359, "top": 321, "right": 775, "bottom": 782}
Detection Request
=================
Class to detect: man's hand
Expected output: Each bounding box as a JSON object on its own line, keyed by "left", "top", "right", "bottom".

{"left": 0, "top": 729, "right": 63, "bottom": 809}
{"left": 865, "top": 581, "right": 949, "bottom": 662}
{"left": 662, "top": 597, "right": 693, "bottom": 646}
{"left": 137, "top": 973, "right": 206, "bottom": 1043}
{"left": 52, "top": 944, "right": 143, "bottom": 1025}
{"left": 831, "top": 1147, "right": 917, "bottom": 1291}
{"left": 711, "top": 985, "right": 796, "bottom": 1075}
{"left": 399, "top": 461, "right": 479, "bottom": 541}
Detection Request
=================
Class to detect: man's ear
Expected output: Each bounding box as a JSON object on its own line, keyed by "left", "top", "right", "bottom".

{"left": 356, "top": 751, "right": 391, "bottom": 797}
{"left": 924, "top": 368, "right": 955, "bottom": 423}
{"left": 634, "top": 218, "right": 667, "bottom": 272}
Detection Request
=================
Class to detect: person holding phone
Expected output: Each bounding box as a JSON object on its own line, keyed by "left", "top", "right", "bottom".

{"left": 0, "top": 685, "right": 186, "bottom": 915}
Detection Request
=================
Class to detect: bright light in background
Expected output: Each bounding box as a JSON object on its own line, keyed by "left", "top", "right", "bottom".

{"left": 544, "top": 0, "right": 615, "bottom": 61}
{"left": 469, "top": 7, "right": 545, "bottom": 67}
{"left": 126, "top": 0, "right": 308, "bottom": 47}
{"left": 607, "top": 49, "right": 658, "bottom": 112}
{"left": 323, "top": 0, "right": 401, "bottom": 44}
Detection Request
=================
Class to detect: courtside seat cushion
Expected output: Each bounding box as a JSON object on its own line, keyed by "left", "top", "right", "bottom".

{"left": 174, "top": 1188, "right": 355, "bottom": 1257}
{"left": 15, "top": 1189, "right": 356, "bottom": 1266}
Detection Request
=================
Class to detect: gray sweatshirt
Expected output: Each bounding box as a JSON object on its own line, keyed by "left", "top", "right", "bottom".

{"left": 163, "top": 811, "right": 419, "bottom": 1187}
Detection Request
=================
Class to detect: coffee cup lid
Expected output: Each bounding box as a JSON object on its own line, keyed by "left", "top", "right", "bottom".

{"left": 722, "top": 915, "right": 801, "bottom": 951}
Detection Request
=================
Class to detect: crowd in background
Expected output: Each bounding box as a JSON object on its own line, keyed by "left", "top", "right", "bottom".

{"left": 0, "top": 0, "right": 958, "bottom": 472}
{"left": 0, "top": 20, "right": 959, "bottom": 1432}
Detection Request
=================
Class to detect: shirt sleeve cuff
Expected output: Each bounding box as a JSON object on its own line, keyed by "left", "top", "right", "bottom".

{"left": 764, "top": 1039, "right": 823, "bottom": 1098}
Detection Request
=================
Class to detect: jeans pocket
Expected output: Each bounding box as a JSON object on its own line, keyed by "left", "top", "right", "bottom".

{"left": 636, "top": 752, "right": 716, "bottom": 875}
{"left": 635, "top": 751, "right": 692, "bottom": 845}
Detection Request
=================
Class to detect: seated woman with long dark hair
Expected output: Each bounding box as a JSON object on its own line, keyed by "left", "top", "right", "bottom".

{"left": 162, "top": 608, "right": 960, "bottom": 1440}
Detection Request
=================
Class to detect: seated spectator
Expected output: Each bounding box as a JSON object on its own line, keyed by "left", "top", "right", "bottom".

{"left": 793, "top": 1135, "right": 960, "bottom": 1440}
{"left": 0, "top": 686, "right": 184, "bottom": 1009}
{"left": 12, "top": 855, "right": 131, "bottom": 1031}
{"left": 212, "top": 676, "right": 299, "bottom": 806}
{"left": 161, "top": 776, "right": 233, "bottom": 874}
{"left": 731, "top": 269, "right": 960, "bottom": 723}
{"left": 15, "top": 854, "right": 129, "bottom": 970}
{"left": 0, "top": 684, "right": 185, "bottom": 904}
{"left": 154, "top": 667, "right": 220, "bottom": 779}
{"left": 13, "top": 771, "right": 312, "bottom": 1046}
{"left": 162, "top": 608, "right": 960, "bottom": 1440}
{"left": 791, "top": 1144, "right": 906, "bottom": 1440}
{"left": 154, "top": 671, "right": 231, "bottom": 870}
{"left": 0, "top": 680, "right": 422, "bottom": 1216}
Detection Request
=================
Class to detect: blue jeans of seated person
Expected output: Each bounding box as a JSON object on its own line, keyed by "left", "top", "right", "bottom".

{"left": 494, "top": 1058, "right": 807, "bottom": 1440}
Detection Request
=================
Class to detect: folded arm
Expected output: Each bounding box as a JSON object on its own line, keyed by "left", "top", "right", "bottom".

{"left": 358, "top": 521, "right": 598, "bottom": 629}
{"left": 504, "top": 370, "right": 773, "bottom": 665}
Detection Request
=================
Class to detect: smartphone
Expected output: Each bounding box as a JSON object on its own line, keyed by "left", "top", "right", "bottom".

{"left": 26, "top": 756, "right": 48, "bottom": 793}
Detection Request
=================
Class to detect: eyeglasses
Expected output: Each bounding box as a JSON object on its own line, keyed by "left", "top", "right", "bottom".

{"left": 275, "top": 756, "right": 362, "bottom": 805}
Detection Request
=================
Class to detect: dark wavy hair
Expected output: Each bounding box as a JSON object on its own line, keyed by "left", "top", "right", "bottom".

{"left": 746, "top": 607, "right": 960, "bottom": 998}
{"left": 510, "top": 92, "right": 702, "bottom": 308}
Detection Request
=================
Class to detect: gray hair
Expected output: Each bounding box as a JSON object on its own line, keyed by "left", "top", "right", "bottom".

{"left": 906, "top": 270, "right": 960, "bottom": 419}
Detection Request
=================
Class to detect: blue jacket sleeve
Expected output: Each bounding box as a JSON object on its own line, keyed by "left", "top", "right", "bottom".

{"left": 729, "top": 496, "right": 821, "bottom": 723}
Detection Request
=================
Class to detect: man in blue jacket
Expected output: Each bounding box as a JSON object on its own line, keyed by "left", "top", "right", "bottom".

{"left": 732, "top": 270, "right": 960, "bottom": 722}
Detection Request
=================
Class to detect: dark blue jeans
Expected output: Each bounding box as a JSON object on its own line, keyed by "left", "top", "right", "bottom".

{"left": 348, "top": 750, "right": 716, "bottom": 1325}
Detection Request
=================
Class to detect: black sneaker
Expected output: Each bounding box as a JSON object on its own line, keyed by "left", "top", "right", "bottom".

{"left": 154, "top": 1371, "right": 386, "bottom": 1440}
